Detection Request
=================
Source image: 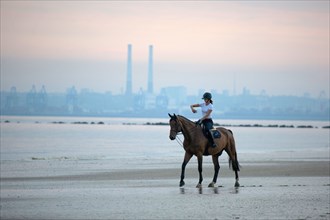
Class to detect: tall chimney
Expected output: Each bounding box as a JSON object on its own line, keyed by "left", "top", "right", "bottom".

{"left": 126, "top": 44, "right": 132, "bottom": 96}
{"left": 147, "top": 45, "right": 153, "bottom": 94}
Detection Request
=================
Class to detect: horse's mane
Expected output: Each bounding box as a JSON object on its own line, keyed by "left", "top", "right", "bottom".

{"left": 177, "top": 115, "right": 195, "bottom": 124}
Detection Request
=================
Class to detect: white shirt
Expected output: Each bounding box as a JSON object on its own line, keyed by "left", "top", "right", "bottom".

{"left": 200, "top": 102, "right": 213, "bottom": 119}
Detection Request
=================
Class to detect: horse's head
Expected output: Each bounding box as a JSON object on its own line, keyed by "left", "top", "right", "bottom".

{"left": 168, "top": 113, "right": 182, "bottom": 140}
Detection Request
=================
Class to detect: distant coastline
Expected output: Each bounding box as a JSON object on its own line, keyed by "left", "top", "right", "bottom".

{"left": 2, "top": 119, "right": 329, "bottom": 129}
{"left": 143, "top": 121, "right": 330, "bottom": 129}
{"left": 1, "top": 89, "right": 329, "bottom": 121}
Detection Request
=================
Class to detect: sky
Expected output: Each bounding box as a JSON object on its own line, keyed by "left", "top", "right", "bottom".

{"left": 1, "top": 1, "right": 329, "bottom": 97}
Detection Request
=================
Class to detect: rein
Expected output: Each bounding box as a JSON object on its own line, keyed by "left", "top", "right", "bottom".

{"left": 173, "top": 116, "right": 200, "bottom": 148}
{"left": 175, "top": 133, "right": 184, "bottom": 147}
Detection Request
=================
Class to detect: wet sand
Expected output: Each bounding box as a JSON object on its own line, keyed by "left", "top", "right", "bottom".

{"left": 1, "top": 161, "right": 330, "bottom": 220}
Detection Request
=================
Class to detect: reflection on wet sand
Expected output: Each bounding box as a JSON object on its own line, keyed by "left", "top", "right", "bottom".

{"left": 232, "top": 187, "right": 239, "bottom": 194}
{"left": 180, "top": 186, "right": 229, "bottom": 195}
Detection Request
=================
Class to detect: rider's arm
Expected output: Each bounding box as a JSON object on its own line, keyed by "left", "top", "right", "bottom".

{"left": 190, "top": 104, "right": 200, "bottom": 113}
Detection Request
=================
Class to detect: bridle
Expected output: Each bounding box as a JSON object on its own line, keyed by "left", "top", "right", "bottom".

{"left": 169, "top": 117, "right": 184, "bottom": 147}
{"left": 169, "top": 117, "right": 183, "bottom": 136}
{"left": 169, "top": 115, "right": 198, "bottom": 148}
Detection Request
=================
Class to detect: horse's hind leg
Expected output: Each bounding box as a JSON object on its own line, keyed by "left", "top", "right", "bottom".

{"left": 234, "top": 170, "right": 240, "bottom": 187}
{"left": 232, "top": 156, "right": 240, "bottom": 187}
{"left": 180, "top": 152, "right": 193, "bottom": 187}
{"left": 208, "top": 155, "right": 220, "bottom": 187}
{"left": 225, "top": 148, "right": 240, "bottom": 187}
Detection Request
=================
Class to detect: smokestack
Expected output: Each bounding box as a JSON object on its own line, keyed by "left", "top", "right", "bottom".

{"left": 147, "top": 45, "right": 153, "bottom": 94}
{"left": 126, "top": 44, "right": 132, "bottom": 96}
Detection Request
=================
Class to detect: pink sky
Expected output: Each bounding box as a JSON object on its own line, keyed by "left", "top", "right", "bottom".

{"left": 1, "top": 1, "right": 329, "bottom": 97}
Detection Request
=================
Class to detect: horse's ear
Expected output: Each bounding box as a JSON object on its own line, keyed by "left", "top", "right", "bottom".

{"left": 168, "top": 113, "right": 173, "bottom": 118}
{"left": 173, "top": 113, "right": 177, "bottom": 119}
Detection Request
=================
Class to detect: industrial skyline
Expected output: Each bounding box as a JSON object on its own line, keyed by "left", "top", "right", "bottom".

{"left": 1, "top": 42, "right": 329, "bottom": 120}
{"left": 1, "top": 41, "right": 328, "bottom": 99}
{"left": 125, "top": 44, "right": 154, "bottom": 96}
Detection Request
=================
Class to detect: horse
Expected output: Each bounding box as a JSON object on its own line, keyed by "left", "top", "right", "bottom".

{"left": 168, "top": 113, "right": 240, "bottom": 188}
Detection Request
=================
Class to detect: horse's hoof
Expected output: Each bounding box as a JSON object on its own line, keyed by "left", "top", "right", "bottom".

{"left": 196, "top": 183, "right": 202, "bottom": 188}
{"left": 179, "top": 181, "right": 185, "bottom": 187}
{"left": 208, "top": 182, "right": 215, "bottom": 187}
{"left": 235, "top": 181, "right": 240, "bottom": 187}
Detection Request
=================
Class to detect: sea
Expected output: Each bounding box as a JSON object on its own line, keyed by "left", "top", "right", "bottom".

{"left": 1, "top": 116, "right": 329, "bottom": 178}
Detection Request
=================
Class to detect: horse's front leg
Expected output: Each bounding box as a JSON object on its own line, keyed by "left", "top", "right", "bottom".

{"left": 180, "top": 152, "right": 193, "bottom": 187}
{"left": 208, "top": 155, "right": 220, "bottom": 187}
{"left": 196, "top": 154, "right": 203, "bottom": 188}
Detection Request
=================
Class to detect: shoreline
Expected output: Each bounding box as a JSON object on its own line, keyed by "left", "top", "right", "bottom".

{"left": 2, "top": 160, "right": 329, "bottom": 182}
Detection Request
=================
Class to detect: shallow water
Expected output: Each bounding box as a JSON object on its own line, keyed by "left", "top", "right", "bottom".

{"left": 1, "top": 116, "right": 329, "bottom": 163}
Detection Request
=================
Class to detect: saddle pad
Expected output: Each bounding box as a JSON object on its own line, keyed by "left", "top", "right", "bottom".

{"left": 211, "top": 129, "right": 221, "bottom": 139}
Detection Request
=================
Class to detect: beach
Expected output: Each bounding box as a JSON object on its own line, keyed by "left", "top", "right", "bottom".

{"left": 1, "top": 116, "right": 329, "bottom": 219}
{"left": 1, "top": 160, "right": 329, "bottom": 220}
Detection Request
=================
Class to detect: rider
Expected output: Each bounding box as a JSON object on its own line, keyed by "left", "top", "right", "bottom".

{"left": 190, "top": 92, "right": 216, "bottom": 148}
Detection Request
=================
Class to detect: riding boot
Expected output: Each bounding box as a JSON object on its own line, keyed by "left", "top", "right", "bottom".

{"left": 207, "top": 131, "right": 217, "bottom": 148}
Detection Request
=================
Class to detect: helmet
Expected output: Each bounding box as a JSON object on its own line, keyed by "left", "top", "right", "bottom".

{"left": 202, "top": 92, "right": 212, "bottom": 100}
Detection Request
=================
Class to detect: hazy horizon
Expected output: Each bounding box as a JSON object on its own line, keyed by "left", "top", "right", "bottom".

{"left": 1, "top": 1, "right": 329, "bottom": 98}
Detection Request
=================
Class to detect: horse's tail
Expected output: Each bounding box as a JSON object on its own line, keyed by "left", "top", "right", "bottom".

{"left": 227, "top": 130, "right": 240, "bottom": 172}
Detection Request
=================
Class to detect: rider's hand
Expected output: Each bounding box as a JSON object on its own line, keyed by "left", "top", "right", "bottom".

{"left": 192, "top": 109, "right": 197, "bottom": 113}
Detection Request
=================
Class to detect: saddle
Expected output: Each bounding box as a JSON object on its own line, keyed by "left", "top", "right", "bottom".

{"left": 211, "top": 128, "right": 221, "bottom": 139}
{"left": 201, "top": 125, "right": 221, "bottom": 139}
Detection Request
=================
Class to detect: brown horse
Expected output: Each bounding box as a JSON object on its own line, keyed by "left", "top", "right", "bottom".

{"left": 168, "top": 113, "right": 240, "bottom": 188}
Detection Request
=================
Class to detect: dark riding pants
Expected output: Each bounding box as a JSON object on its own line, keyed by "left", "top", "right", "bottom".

{"left": 202, "top": 119, "right": 214, "bottom": 145}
